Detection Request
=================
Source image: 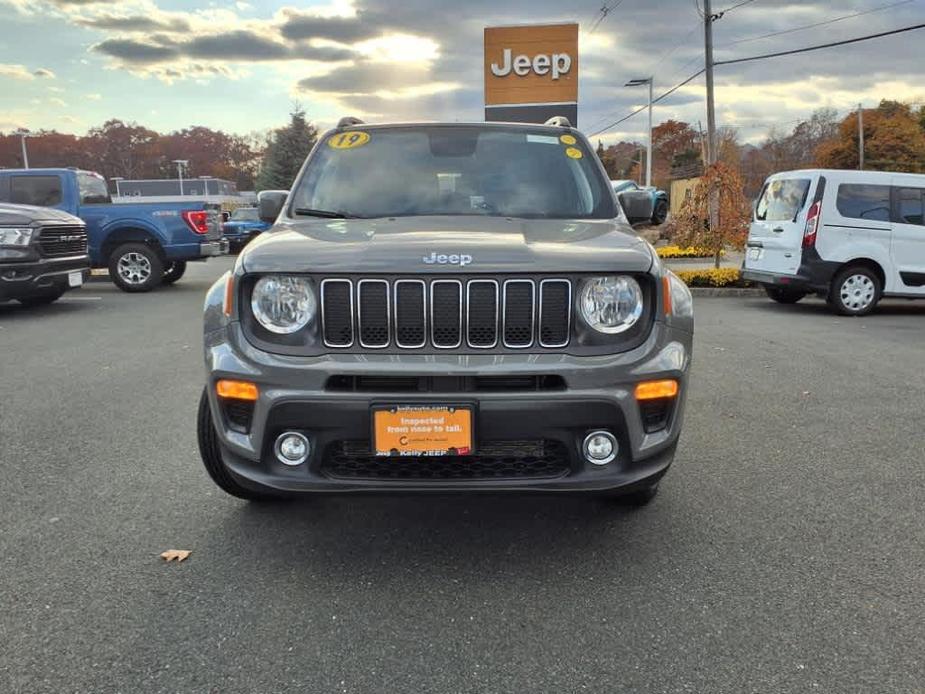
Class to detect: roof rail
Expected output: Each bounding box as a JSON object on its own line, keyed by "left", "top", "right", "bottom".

{"left": 337, "top": 116, "right": 365, "bottom": 128}
{"left": 544, "top": 116, "right": 572, "bottom": 128}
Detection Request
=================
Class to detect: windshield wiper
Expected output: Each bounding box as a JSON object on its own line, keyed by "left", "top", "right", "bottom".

{"left": 293, "top": 207, "right": 357, "bottom": 219}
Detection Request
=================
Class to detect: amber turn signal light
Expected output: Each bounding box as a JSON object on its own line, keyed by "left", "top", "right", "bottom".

{"left": 223, "top": 275, "right": 234, "bottom": 316}
{"left": 635, "top": 379, "right": 679, "bottom": 400}
{"left": 662, "top": 275, "right": 672, "bottom": 316}
{"left": 216, "top": 379, "right": 258, "bottom": 401}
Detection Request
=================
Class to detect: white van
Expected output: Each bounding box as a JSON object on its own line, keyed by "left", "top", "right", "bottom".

{"left": 743, "top": 169, "right": 925, "bottom": 315}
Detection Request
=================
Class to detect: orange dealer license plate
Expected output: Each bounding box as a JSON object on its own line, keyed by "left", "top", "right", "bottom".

{"left": 372, "top": 405, "right": 474, "bottom": 456}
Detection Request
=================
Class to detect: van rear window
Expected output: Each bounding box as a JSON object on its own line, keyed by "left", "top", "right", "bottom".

{"left": 836, "top": 184, "right": 891, "bottom": 223}
{"left": 755, "top": 179, "right": 810, "bottom": 221}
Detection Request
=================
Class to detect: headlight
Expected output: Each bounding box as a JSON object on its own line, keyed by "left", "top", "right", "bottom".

{"left": 578, "top": 275, "right": 644, "bottom": 334}
{"left": 251, "top": 275, "right": 316, "bottom": 334}
{"left": 0, "top": 227, "right": 33, "bottom": 247}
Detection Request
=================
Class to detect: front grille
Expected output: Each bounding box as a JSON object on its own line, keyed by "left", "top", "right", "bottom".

{"left": 321, "top": 440, "right": 570, "bottom": 480}
{"left": 38, "top": 225, "right": 87, "bottom": 257}
{"left": 320, "top": 277, "right": 572, "bottom": 351}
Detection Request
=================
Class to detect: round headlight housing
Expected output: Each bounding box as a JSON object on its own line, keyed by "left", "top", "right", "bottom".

{"left": 251, "top": 275, "right": 316, "bottom": 334}
{"left": 578, "top": 276, "right": 644, "bottom": 334}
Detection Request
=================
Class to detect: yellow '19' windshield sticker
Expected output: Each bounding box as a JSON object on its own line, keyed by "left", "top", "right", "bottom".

{"left": 328, "top": 131, "right": 371, "bottom": 150}
{"left": 565, "top": 146, "right": 583, "bottom": 159}
{"left": 559, "top": 134, "right": 577, "bottom": 145}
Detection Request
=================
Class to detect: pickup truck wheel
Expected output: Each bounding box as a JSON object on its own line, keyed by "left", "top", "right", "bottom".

{"left": 651, "top": 199, "right": 668, "bottom": 226}
{"left": 764, "top": 286, "right": 806, "bottom": 304}
{"left": 162, "top": 261, "right": 187, "bottom": 285}
{"left": 109, "top": 243, "right": 163, "bottom": 292}
{"left": 197, "top": 389, "right": 284, "bottom": 502}
{"left": 18, "top": 288, "right": 66, "bottom": 307}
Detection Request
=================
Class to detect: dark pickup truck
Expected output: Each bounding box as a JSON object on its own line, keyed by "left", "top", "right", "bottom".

{"left": 0, "top": 168, "right": 228, "bottom": 292}
{"left": 0, "top": 203, "right": 90, "bottom": 306}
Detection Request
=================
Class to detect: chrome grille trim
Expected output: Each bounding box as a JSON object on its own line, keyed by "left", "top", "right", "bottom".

{"left": 502, "top": 279, "right": 536, "bottom": 349}
{"left": 320, "top": 279, "right": 354, "bottom": 348}
{"left": 538, "top": 279, "right": 572, "bottom": 348}
{"left": 430, "top": 279, "right": 463, "bottom": 349}
{"left": 465, "top": 279, "right": 499, "bottom": 349}
{"left": 393, "top": 279, "right": 427, "bottom": 349}
{"left": 357, "top": 279, "right": 390, "bottom": 349}
{"left": 320, "top": 277, "right": 570, "bottom": 350}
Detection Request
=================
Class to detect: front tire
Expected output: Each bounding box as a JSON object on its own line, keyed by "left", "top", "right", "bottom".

{"left": 197, "top": 389, "right": 282, "bottom": 501}
{"left": 162, "top": 260, "right": 187, "bottom": 285}
{"left": 109, "top": 243, "right": 163, "bottom": 293}
{"left": 828, "top": 266, "right": 881, "bottom": 316}
{"left": 764, "top": 286, "right": 806, "bottom": 304}
{"left": 651, "top": 199, "right": 668, "bottom": 226}
{"left": 18, "top": 288, "right": 66, "bottom": 307}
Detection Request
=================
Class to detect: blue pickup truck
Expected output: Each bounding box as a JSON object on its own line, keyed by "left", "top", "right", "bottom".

{"left": 222, "top": 206, "right": 271, "bottom": 251}
{"left": 0, "top": 168, "right": 228, "bottom": 291}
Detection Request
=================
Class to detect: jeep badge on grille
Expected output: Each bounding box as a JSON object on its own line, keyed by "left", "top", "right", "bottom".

{"left": 422, "top": 252, "right": 472, "bottom": 267}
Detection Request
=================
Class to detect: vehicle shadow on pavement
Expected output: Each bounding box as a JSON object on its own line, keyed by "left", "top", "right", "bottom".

{"left": 195, "top": 493, "right": 682, "bottom": 582}
{"left": 0, "top": 301, "right": 90, "bottom": 318}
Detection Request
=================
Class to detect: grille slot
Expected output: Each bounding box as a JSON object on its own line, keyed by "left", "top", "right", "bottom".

{"left": 466, "top": 280, "right": 499, "bottom": 348}
{"left": 539, "top": 279, "right": 571, "bottom": 347}
{"left": 502, "top": 280, "right": 535, "bottom": 348}
{"left": 394, "top": 280, "right": 426, "bottom": 348}
{"left": 430, "top": 280, "right": 462, "bottom": 348}
{"left": 322, "top": 440, "right": 570, "bottom": 480}
{"left": 358, "top": 280, "right": 389, "bottom": 348}
{"left": 326, "top": 374, "right": 566, "bottom": 392}
{"left": 38, "top": 225, "right": 87, "bottom": 257}
{"left": 321, "top": 279, "right": 354, "bottom": 347}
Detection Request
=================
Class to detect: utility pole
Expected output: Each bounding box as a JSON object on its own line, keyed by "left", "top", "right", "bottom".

{"left": 703, "top": 0, "right": 717, "bottom": 165}
{"left": 858, "top": 103, "right": 865, "bottom": 170}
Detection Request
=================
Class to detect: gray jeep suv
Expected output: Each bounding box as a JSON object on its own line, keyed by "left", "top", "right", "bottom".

{"left": 198, "top": 119, "right": 693, "bottom": 505}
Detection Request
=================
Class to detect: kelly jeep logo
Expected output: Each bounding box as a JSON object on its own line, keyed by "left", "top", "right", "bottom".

{"left": 490, "top": 48, "right": 572, "bottom": 80}
{"left": 422, "top": 252, "right": 473, "bottom": 267}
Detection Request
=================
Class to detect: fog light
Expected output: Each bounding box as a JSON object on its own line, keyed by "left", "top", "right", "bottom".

{"left": 274, "top": 432, "right": 310, "bottom": 466}
{"left": 583, "top": 431, "right": 618, "bottom": 465}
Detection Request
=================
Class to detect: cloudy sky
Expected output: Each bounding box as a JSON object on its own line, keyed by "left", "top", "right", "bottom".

{"left": 1, "top": 0, "right": 923, "bottom": 144}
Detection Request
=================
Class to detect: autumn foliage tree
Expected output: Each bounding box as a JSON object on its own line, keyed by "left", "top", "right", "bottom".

{"left": 816, "top": 100, "right": 925, "bottom": 173}
{"left": 668, "top": 161, "right": 751, "bottom": 268}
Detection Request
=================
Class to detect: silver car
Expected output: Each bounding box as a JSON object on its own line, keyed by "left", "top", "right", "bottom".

{"left": 198, "top": 118, "right": 693, "bottom": 506}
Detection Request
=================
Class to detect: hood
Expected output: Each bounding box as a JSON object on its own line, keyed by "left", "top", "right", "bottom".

{"left": 241, "top": 216, "right": 653, "bottom": 275}
{"left": 0, "top": 203, "right": 83, "bottom": 226}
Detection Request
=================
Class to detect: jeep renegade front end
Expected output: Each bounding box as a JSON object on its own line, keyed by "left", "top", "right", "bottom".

{"left": 198, "top": 119, "right": 693, "bottom": 505}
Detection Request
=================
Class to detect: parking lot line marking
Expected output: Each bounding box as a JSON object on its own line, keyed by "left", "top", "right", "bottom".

{"left": 59, "top": 296, "right": 103, "bottom": 301}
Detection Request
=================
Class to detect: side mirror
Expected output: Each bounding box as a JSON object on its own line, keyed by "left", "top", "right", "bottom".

{"left": 618, "top": 191, "right": 653, "bottom": 225}
{"left": 258, "top": 191, "right": 287, "bottom": 224}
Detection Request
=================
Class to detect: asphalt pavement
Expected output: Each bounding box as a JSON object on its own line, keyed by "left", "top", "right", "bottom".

{"left": 1, "top": 257, "right": 923, "bottom": 693}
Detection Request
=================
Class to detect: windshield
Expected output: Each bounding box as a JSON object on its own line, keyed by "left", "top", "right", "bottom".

{"left": 290, "top": 126, "right": 616, "bottom": 219}
{"left": 755, "top": 178, "right": 811, "bottom": 222}
{"left": 231, "top": 208, "right": 259, "bottom": 221}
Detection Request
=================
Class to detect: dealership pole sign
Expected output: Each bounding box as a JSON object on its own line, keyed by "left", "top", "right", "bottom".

{"left": 484, "top": 23, "right": 578, "bottom": 126}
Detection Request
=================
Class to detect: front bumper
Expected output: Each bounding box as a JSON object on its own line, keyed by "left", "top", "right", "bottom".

{"left": 0, "top": 255, "right": 89, "bottom": 300}
{"left": 204, "top": 320, "right": 692, "bottom": 494}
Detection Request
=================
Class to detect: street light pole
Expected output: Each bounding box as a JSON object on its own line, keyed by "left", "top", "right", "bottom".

{"left": 172, "top": 159, "right": 189, "bottom": 196}
{"left": 625, "top": 77, "right": 654, "bottom": 188}
{"left": 17, "top": 130, "right": 30, "bottom": 169}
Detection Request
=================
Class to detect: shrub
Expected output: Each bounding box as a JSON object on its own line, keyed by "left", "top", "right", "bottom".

{"left": 673, "top": 268, "right": 753, "bottom": 288}
{"left": 656, "top": 245, "right": 722, "bottom": 259}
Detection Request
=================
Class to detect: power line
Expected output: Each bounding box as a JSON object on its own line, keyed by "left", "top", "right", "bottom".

{"left": 590, "top": 69, "right": 706, "bottom": 136}
{"left": 722, "top": 0, "right": 919, "bottom": 47}
{"left": 718, "top": 0, "right": 757, "bottom": 14}
{"left": 715, "top": 21, "right": 925, "bottom": 66}
{"left": 588, "top": 0, "right": 628, "bottom": 32}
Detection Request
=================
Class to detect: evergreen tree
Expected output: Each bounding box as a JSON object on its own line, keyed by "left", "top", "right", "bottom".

{"left": 256, "top": 107, "right": 318, "bottom": 191}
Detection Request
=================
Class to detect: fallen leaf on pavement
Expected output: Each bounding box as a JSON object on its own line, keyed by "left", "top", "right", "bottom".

{"left": 160, "top": 549, "right": 191, "bottom": 562}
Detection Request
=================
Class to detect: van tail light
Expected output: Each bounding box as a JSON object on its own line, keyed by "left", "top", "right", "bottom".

{"left": 182, "top": 210, "right": 211, "bottom": 234}
{"left": 802, "top": 201, "right": 821, "bottom": 248}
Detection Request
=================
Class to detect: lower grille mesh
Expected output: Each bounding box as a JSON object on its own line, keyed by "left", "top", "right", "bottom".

{"left": 322, "top": 440, "right": 570, "bottom": 480}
